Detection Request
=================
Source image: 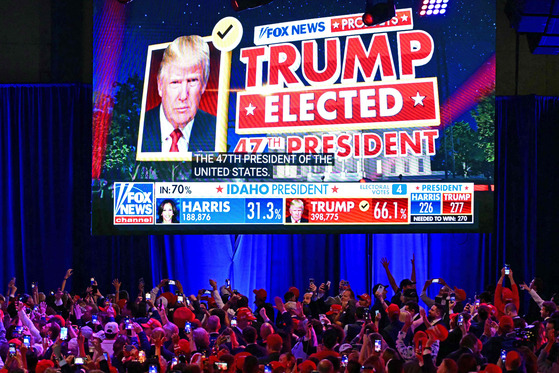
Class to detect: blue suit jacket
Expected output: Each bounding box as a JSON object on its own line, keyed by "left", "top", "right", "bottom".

{"left": 141, "top": 105, "right": 216, "bottom": 152}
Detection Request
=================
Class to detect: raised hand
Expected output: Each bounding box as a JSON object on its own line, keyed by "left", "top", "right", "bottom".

{"left": 8, "top": 277, "right": 17, "bottom": 294}
{"left": 209, "top": 279, "right": 218, "bottom": 290}
{"left": 309, "top": 282, "right": 317, "bottom": 293}
{"left": 259, "top": 306, "right": 269, "bottom": 322}
{"left": 77, "top": 331, "right": 85, "bottom": 346}
{"left": 64, "top": 269, "right": 74, "bottom": 280}
{"left": 112, "top": 279, "right": 121, "bottom": 290}
{"left": 419, "top": 308, "right": 427, "bottom": 320}
{"left": 294, "top": 302, "right": 304, "bottom": 318}
{"left": 274, "top": 296, "right": 285, "bottom": 313}
{"left": 74, "top": 304, "right": 84, "bottom": 320}
{"left": 375, "top": 310, "right": 382, "bottom": 323}
{"left": 404, "top": 311, "right": 412, "bottom": 328}
{"left": 175, "top": 280, "right": 184, "bottom": 293}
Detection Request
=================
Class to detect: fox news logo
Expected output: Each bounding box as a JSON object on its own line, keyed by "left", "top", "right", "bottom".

{"left": 113, "top": 183, "right": 154, "bottom": 224}
{"left": 254, "top": 19, "right": 326, "bottom": 44}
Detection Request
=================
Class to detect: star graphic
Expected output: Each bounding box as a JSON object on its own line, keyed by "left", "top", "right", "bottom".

{"left": 333, "top": 21, "right": 339, "bottom": 28}
{"left": 411, "top": 92, "right": 426, "bottom": 107}
{"left": 465, "top": 186, "right": 469, "bottom": 190}
{"left": 332, "top": 186, "right": 339, "bottom": 193}
{"left": 416, "top": 186, "right": 420, "bottom": 190}
{"left": 216, "top": 185, "right": 223, "bottom": 193}
{"left": 245, "top": 102, "right": 256, "bottom": 116}
{"left": 400, "top": 14, "right": 408, "bottom": 22}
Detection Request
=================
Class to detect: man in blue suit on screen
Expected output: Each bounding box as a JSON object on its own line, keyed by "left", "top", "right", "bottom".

{"left": 141, "top": 35, "right": 216, "bottom": 153}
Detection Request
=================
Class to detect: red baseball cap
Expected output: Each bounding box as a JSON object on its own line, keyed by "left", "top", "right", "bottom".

{"left": 49, "top": 314, "right": 66, "bottom": 327}
{"left": 481, "top": 364, "right": 502, "bottom": 373}
{"left": 289, "top": 287, "right": 300, "bottom": 299}
{"left": 236, "top": 307, "right": 257, "bottom": 321}
{"left": 499, "top": 315, "right": 514, "bottom": 330}
{"left": 266, "top": 333, "right": 283, "bottom": 351}
{"left": 427, "top": 324, "right": 448, "bottom": 341}
{"left": 326, "top": 304, "right": 342, "bottom": 315}
{"left": 253, "top": 288, "right": 267, "bottom": 300}
{"left": 160, "top": 292, "right": 178, "bottom": 307}
{"left": 9, "top": 338, "right": 22, "bottom": 347}
{"left": 141, "top": 318, "right": 162, "bottom": 329}
{"left": 298, "top": 360, "right": 317, "bottom": 373}
{"left": 36, "top": 360, "right": 55, "bottom": 373}
{"left": 173, "top": 307, "right": 195, "bottom": 328}
{"left": 506, "top": 351, "right": 521, "bottom": 366}
{"left": 453, "top": 287, "right": 467, "bottom": 302}
{"left": 177, "top": 339, "right": 190, "bottom": 354}
{"left": 270, "top": 361, "right": 286, "bottom": 373}
{"left": 387, "top": 303, "right": 400, "bottom": 317}
{"left": 413, "top": 331, "right": 428, "bottom": 350}
{"left": 234, "top": 352, "right": 252, "bottom": 371}
{"left": 358, "top": 293, "right": 372, "bottom": 303}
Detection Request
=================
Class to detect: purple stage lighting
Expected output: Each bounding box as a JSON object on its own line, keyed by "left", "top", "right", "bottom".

{"left": 419, "top": 0, "right": 449, "bottom": 16}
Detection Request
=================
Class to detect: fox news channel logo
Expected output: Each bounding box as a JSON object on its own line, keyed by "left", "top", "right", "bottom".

{"left": 114, "top": 183, "right": 154, "bottom": 224}
{"left": 254, "top": 18, "right": 327, "bottom": 45}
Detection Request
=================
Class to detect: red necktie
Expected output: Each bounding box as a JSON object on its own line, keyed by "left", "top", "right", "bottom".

{"left": 170, "top": 128, "right": 182, "bottom": 152}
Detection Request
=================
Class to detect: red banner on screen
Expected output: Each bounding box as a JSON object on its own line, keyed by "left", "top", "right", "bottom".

{"left": 236, "top": 78, "right": 439, "bottom": 134}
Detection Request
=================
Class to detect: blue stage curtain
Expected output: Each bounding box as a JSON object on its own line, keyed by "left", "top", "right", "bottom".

{"left": 0, "top": 84, "right": 90, "bottom": 293}
{"left": 2, "top": 85, "right": 558, "bottom": 312}
{"left": 147, "top": 235, "right": 235, "bottom": 295}
{"left": 145, "top": 232, "right": 490, "bottom": 307}
{"left": 495, "top": 95, "right": 559, "bottom": 303}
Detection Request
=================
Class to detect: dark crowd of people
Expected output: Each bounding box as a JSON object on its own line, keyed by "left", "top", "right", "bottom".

{"left": 1, "top": 259, "right": 558, "bottom": 373}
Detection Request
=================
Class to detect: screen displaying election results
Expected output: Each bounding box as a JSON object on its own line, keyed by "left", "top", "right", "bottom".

{"left": 92, "top": 0, "right": 495, "bottom": 234}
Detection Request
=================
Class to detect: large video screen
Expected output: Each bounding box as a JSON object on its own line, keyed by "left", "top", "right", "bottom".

{"left": 92, "top": 0, "right": 495, "bottom": 234}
